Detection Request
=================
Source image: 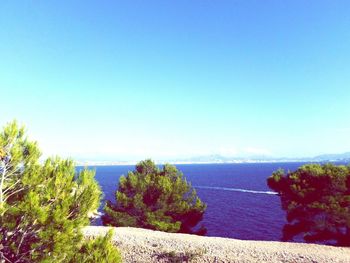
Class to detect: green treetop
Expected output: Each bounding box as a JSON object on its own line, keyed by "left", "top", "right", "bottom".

{"left": 0, "top": 121, "right": 121, "bottom": 262}
{"left": 102, "top": 159, "right": 207, "bottom": 235}
{"left": 267, "top": 163, "right": 350, "bottom": 246}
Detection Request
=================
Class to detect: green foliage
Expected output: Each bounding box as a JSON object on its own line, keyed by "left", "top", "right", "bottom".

{"left": 72, "top": 230, "right": 122, "bottom": 263}
{"left": 103, "top": 159, "right": 207, "bottom": 234}
{"left": 0, "top": 121, "right": 121, "bottom": 262}
{"left": 267, "top": 163, "right": 350, "bottom": 245}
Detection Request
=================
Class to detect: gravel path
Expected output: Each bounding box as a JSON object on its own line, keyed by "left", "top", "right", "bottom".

{"left": 83, "top": 226, "right": 350, "bottom": 263}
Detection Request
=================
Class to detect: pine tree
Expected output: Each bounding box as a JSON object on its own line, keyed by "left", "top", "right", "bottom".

{"left": 102, "top": 159, "right": 207, "bottom": 235}
{"left": 267, "top": 163, "right": 350, "bottom": 245}
{"left": 0, "top": 121, "right": 121, "bottom": 262}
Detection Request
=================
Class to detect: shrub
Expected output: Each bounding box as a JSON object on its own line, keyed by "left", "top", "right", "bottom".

{"left": 72, "top": 230, "right": 122, "bottom": 263}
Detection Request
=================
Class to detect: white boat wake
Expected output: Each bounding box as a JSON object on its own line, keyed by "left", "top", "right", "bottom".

{"left": 194, "top": 185, "right": 278, "bottom": 195}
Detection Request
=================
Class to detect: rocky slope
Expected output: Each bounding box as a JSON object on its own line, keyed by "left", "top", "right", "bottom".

{"left": 83, "top": 226, "right": 350, "bottom": 263}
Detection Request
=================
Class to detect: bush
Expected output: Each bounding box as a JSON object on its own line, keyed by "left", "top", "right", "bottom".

{"left": 102, "top": 159, "right": 207, "bottom": 234}
{"left": 267, "top": 163, "right": 350, "bottom": 245}
{"left": 0, "top": 121, "right": 121, "bottom": 262}
{"left": 72, "top": 230, "right": 122, "bottom": 263}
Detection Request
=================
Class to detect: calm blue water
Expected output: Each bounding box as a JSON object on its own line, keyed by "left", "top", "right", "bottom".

{"left": 79, "top": 162, "right": 308, "bottom": 241}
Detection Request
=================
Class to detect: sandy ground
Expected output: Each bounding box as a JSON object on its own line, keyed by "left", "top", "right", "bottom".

{"left": 83, "top": 226, "right": 350, "bottom": 263}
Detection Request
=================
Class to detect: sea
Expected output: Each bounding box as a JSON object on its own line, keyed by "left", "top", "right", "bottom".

{"left": 79, "top": 162, "right": 311, "bottom": 242}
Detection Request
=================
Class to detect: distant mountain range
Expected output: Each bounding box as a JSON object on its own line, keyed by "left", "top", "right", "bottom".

{"left": 76, "top": 152, "right": 350, "bottom": 166}
{"left": 311, "top": 152, "right": 350, "bottom": 162}
{"left": 168, "top": 152, "right": 350, "bottom": 164}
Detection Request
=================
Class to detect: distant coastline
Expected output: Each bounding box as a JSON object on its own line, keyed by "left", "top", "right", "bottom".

{"left": 75, "top": 152, "right": 350, "bottom": 166}
{"left": 76, "top": 159, "right": 308, "bottom": 166}
{"left": 74, "top": 152, "right": 350, "bottom": 166}
{"left": 75, "top": 159, "right": 349, "bottom": 167}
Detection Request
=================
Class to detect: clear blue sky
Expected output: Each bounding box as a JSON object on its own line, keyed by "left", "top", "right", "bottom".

{"left": 1, "top": 1, "right": 350, "bottom": 160}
